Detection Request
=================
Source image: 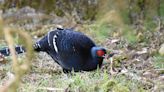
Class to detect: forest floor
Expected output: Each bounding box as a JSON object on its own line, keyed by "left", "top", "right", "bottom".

{"left": 0, "top": 7, "right": 164, "bottom": 92}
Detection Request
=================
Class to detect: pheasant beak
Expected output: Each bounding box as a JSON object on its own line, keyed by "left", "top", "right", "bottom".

{"left": 102, "top": 54, "right": 107, "bottom": 58}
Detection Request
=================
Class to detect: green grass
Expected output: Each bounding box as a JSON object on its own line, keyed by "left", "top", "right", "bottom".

{"left": 88, "top": 23, "right": 112, "bottom": 44}
{"left": 122, "top": 26, "right": 138, "bottom": 44}
{"left": 14, "top": 69, "right": 150, "bottom": 92}
{"left": 153, "top": 55, "right": 164, "bottom": 69}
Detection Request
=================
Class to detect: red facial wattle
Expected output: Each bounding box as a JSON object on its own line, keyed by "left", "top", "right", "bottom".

{"left": 96, "top": 50, "right": 105, "bottom": 57}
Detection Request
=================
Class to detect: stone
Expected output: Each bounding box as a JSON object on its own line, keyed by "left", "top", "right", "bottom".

{"left": 159, "top": 43, "right": 164, "bottom": 56}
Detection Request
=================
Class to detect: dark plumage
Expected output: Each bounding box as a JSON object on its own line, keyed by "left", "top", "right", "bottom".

{"left": 34, "top": 28, "right": 106, "bottom": 72}
{"left": 0, "top": 28, "right": 106, "bottom": 72}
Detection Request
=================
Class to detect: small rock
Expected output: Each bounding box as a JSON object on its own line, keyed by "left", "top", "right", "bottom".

{"left": 159, "top": 43, "right": 164, "bottom": 56}
{"left": 7, "top": 72, "right": 15, "bottom": 80}
{"left": 111, "top": 39, "right": 120, "bottom": 43}
{"left": 136, "top": 47, "right": 148, "bottom": 54}
{"left": 142, "top": 70, "right": 158, "bottom": 79}
{"left": 158, "top": 75, "right": 164, "bottom": 81}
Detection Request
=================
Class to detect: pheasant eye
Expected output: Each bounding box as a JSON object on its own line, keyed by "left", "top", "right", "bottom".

{"left": 96, "top": 50, "right": 105, "bottom": 57}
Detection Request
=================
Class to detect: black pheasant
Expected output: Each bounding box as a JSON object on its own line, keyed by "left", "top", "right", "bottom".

{"left": 0, "top": 28, "right": 107, "bottom": 72}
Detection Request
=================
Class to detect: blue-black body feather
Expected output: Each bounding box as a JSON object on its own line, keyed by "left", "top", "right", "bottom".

{"left": 35, "top": 28, "right": 104, "bottom": 71}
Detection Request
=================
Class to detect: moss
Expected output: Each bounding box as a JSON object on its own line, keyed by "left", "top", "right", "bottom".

{"left": 113, "top": 84, "right": 130, "bottom": 92}
{"left": 101, "top": 79, "right": 116, "bottom": 92}
{"left": 55, "top": 9, "right": 65, "bottom": 17}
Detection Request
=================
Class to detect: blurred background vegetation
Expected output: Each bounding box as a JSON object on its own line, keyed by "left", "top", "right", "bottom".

{"left": 0, "top": 0, "right": 164, "bottom": 92}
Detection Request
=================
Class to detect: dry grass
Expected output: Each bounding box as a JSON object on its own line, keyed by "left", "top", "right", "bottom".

{"left": 0, "top": 21, "right": 34, "bottom": 92}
